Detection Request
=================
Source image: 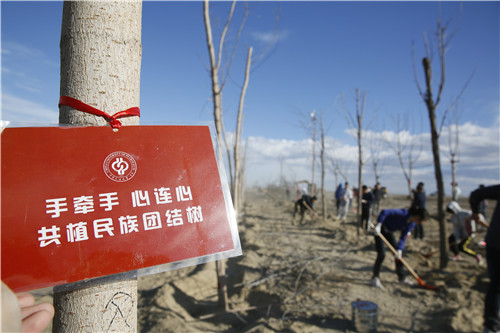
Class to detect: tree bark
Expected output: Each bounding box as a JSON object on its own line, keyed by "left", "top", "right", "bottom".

{"left": 55, "top": 1, "right": 141, "bottom": 331}
{"left": 59, "top": 1, "right": 141, "bottom": 127}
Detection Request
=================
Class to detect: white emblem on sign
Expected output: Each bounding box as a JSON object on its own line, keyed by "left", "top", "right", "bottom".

{"left": 103, "top": 152, "right": 137, "bottom": 182}
{"left": 112, "top": 157, "right": 129, "bottom": 175}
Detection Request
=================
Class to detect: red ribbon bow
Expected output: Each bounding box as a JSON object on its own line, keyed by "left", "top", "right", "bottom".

{"left": 58, "top": 96, "right": 140, "bottom": 129}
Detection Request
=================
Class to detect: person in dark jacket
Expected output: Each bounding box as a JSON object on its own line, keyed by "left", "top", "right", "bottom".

{"left": 479, "top": 184, "right": 489, "bottom": 220}
{"left": 293, "top": 194, "right": 317, "bottom": 224}
{"left": 371, "top": 206, "right": 427, "bottom": 289}
{"left": 411, "top": 182, "right": 426, "bottom": 239}
{"left": 470, "top": 185, "right": 499, "bottom": 333}
{"left": 361, "top": 185, "right": 375, "bottom": 231}
{"left": 372, "top": 183, "right": 384, "bottom": 217}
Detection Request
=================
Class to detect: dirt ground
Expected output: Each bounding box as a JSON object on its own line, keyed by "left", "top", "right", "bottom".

{"left": 136, "top": 187, "right": 492, "bottom": 333}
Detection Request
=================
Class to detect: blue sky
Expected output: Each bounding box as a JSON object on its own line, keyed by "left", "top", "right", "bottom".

{"left": 1, "top": 1, "right": 499, "bottom": 196}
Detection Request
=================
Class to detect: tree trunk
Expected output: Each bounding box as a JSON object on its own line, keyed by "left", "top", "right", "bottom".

{"left": 203, "top": 0, "right": 233, "bottom": 189}
{"left": 311, "top": 115, "right": 317, "bottom": 194}
{"left": 357, "top": 118, "right": 363, "bottom": 236}
{"left": 55, "top": 1, "right": 141, "bottom": 331}
{"left": 449, "top": 121, "right": 460, "bottom": 201}
{"left": 59, "top": 1, "right": 141, "bottom": 127}
{"left": 356, "top": 90, "right": 365, "bottom": 237}
{"left": 423, "top": 57, "right": 447, "bottom": 269}
{"left": 203, "top": 0, "right": 240, "bottom": 311}
{"left": 240, "top": 139, "right": 248, "bottom": 211}
{"left": 451, "top": 157, "right": 457, "bottom": 200}
{"left": 320, "top": 123, "right": 326, "bottom": 221}
{"left": 53, "top": 277, "right": 137, "bottom": 333}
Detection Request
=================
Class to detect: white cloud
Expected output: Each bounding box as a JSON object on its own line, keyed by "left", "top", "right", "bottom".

{"left": 1, "top": 93, "right": 58, "bottom": 124}
{"left": 440, "top": 122, "right": 499, "bottom": 164}
{"left": 243, "top": 122, "right": 499, "bottom": 196}
{"left": 251, "top": 30, "right": 288, "bottom": 44}
{"left": 14, "top": 82, "right": 41, "bottom": 94}
{"left": 1, "top": 41, "right": 58, "bottom": 94}
{"left": 2, "top": 41, "right": 44, "bottom": 59}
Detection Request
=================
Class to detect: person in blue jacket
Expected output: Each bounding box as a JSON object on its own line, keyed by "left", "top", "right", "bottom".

{"left": 335, "top": 183, "right": 343, "bottom": 215}
{"left": 470, "top": 184, "right": 499, "bottom": 333}
{"left": 371, "top": 206, "right": 427, "bottom": 288}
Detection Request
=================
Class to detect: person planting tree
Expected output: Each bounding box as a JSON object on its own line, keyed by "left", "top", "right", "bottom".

{"left": 293, "top": 194, "right": 317, "bottom": 225}
{"left": 371, "top": 206, "right": 428, "bottom": 289}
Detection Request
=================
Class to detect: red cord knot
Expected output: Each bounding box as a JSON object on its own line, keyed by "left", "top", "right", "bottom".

{"left": 58, "top": 96, "right": 140, "bottom": 129}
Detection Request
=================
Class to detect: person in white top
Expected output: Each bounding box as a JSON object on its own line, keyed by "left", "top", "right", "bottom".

{"left": 446, "top": 201, "right": 487, "bottom": 263}
{"left": 452, "top": 182, "right": 462, "bottom": 201}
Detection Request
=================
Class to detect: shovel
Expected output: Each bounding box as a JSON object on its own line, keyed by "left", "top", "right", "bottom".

{"left": 371, "top": 224, "right": 440, "bottom": 291}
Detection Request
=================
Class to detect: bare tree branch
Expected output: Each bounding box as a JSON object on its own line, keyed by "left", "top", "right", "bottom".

{"left": 328, "top": 156, "right": 350, "bottom": 183}
{"left": 220, "top": 1, "right": 249, "bottom": 90}
{"left": 383, "top": 113, "right": 423, "bottom": 197}
{"left": 438, "top": 66, "right": 476, "bottom": 134}
{"left": 216, "top": 1, "right": 236, "bottom": 71}
{"left": 251, "top": 4, "right": 281, "bottom": 70}
{"left": 368, "top": 134, "right": 386, "bottom": 184}
{"left": 412, "top": 41, "right": 425, "bottom": 100}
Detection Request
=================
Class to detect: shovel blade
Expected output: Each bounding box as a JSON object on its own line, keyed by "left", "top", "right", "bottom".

{"left": 417, "top": 277, "right": 440, "bottom": 291}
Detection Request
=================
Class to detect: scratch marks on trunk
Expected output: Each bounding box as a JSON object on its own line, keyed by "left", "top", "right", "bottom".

{"left": 104, "top": 291, "right": 134, "bottom": 332}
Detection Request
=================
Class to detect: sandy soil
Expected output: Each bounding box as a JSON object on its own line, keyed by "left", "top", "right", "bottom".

{"left": 136, "top": 187, "right": 492, "bottom": 333}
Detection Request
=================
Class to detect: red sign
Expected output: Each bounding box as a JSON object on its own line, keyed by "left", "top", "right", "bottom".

{"left": 1, "top": 125, "right": 239, "bottom": 292}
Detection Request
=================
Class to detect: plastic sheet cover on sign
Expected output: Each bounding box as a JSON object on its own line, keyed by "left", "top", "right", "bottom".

{"left": 1, "top": 123, "right": 241, "bottom": 293}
